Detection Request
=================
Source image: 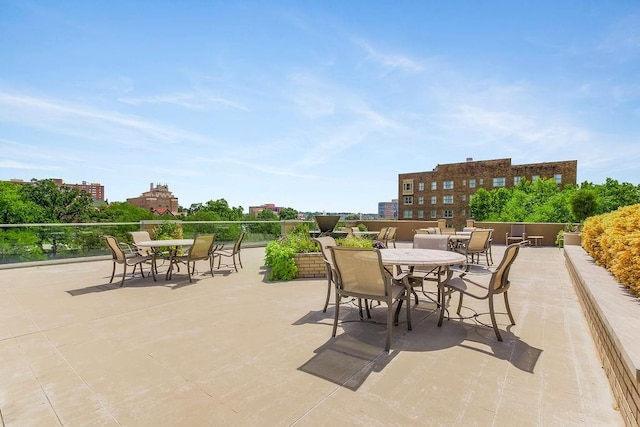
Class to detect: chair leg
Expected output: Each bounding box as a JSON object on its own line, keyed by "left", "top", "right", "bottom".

{"left": 120, "top": 264, "right": 127, "bottom": 287}
{"left": 232, "top": 255, "right": 238, "bottom": 272}
{"left": 150, "top": 260, "right": 156, "bottom": 282}
{"left": 456, "top": 293, "right": 464, "bottom": 315}
{"left": 504, "top": 291, "right": 515, "bottom": 325}
{"left": 406, "top": 292, "right": 412, "bottom": 330}
{"left": 385, "top": 303, "right": 393, "bottom": 352}
{"left": 323, "top": 279, "right": 331, "bottom": 313}
{"left": 489, "top": 296, "right": 503, "bottom": 341}
{"left": 109, "top": 261, "right": 116, "bottom": 284}
{"left": 237, "top": 252, "right": 243, "bottom": 269}
{"left": 188, "top": 261, "right": 193, "bottom": 283}
{"left": 438, "top": 285, "right": 446, "bottom": 327}
{"left": 332, "top": 295, "right": 341, "bottom": 338}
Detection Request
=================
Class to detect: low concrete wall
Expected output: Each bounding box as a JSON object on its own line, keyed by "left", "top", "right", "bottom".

{"left": 565, "top": 246, "right": 640, "bottom": 427}
{"left": 345, "top": 220, "right": 568, "bottom": 247}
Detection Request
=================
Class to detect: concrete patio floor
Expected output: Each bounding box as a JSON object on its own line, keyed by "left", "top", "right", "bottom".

{"left": 0, "top": 243, "right": 623, "bottom": 426}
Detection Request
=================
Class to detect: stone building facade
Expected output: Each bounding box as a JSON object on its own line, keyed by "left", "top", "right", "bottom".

{"left": 398, "top": 158, "right": 577, "bottom": 229}
{"left": 127, "top": 183, "right": 179, "bottom": 215}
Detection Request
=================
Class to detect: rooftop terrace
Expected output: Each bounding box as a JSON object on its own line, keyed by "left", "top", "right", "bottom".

{"left": 0, "top": 243, "right": 624, "bottom": 425}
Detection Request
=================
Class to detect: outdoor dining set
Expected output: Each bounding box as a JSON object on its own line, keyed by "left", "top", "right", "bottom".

{"left": 103, "top": 231, "right": 246, "bottom": 286}
{"left": 313, "top": 225, "right": 523, "bottom": 351}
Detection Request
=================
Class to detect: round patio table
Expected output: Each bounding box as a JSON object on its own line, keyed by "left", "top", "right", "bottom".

{"left": 136, "top": 239, "right": 194, "bottom": 280}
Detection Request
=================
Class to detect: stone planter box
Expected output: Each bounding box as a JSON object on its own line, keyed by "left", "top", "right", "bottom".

{"left": 565, "top": 246, "right": 640, "bottom": 426}
{"left": 293, "top": 252, "right": 326, "bottom": 278}
{"left": 564, "top": 232, "right": 582, "bottom": 246}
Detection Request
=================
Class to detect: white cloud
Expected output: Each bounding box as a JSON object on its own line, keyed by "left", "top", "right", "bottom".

{"left": 0, "top": 92, "right": 216, "bottom": 147}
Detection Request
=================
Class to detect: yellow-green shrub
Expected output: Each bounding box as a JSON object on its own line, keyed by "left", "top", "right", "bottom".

{"left": 582, "top": 204, "right": 640, "bottom": 296}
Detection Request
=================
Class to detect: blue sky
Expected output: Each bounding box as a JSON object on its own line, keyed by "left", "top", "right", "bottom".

{"left": 1, "top": 1, "right": 639, "bottom": 213}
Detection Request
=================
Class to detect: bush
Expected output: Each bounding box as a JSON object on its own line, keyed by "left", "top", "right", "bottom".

{"left": 264, "top": 227, "right": 372, "bottom": 281}
{"left": 336, "top": 235, "right": 373, "bottom": 248}
{"left": 264, "top": 240, "right": 297, "bottom": 281}
{"left": 264, "top": 225, "right": 318, "bottom": 281}
{"left": 582, "top": 204, "right": 640, "bottom": 296}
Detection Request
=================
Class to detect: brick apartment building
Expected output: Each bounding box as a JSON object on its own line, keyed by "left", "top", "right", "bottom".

{"left": 127, "top": 183, "right": 179, "bottom": 215}
{"left": 7, "top": 178, "right": 105, "bottom": 202}
{"left": 248, "top": 203, "right": 282, "bottom": 217}
{"left": 398, "top": 158, "right": 577, "bottom": 229}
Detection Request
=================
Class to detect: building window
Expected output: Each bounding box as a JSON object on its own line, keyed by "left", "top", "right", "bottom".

{"left": 431, "top": 196, "right": 437, "bottom": 204}
{"left": 461, "top": 194, "right": 466, "bottom": 202}
{"left": 461, "top": 209, "right": 466, "bottom": 216}
{"left": 493, "top": 177, "right": 506, "bottom": 187}
{"left": 418, "top": 196, "right": 424, "bottom": 205}
{"left": 404, "top": 196, "right": 413, "bottom": 205}
{"left": 443, "top": 210, "right": 453, "bottom": 218}
{"left": 403, "top": 210, "right": 413, "bottom": 219}
{"left": 443, "top": 180, "right": 454, "bottom": 190}
{"left": 418, "top": 182, "right": 424, "bottom": 191}
{"left": 402, "top": 179, "right": 414, "bottom": 194}
{"left": 479, "top": 178, "right": 484, "bottom": 186}
{"left": 443, "top": 195, "right": 454, "bottom": 204}
{"left": 532, "top": 175, "right": 539, "bottom": 182}
{"left": 514, "top": 176, "right": 521, "bottom": 185}
{"left": 418, "top": 210, "right": 424, "bottom": 219}
{"left": 463, "top": 179, "right": 466, "bottom": 186}
{"left": 431, "top": 182, "right": 437, "bottom": 190}
{"left": 554, "top": 174, "right": 562, "bottom": 184}
{"left": 431, "top": 209, "right": 437, "bottom": 218}
{"left": 469, "top": 179, "right": 476, "bottom": 188}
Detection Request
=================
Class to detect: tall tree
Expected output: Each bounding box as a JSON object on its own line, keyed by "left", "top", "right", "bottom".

{"left": 0, "top": 182, "right": 44, "bottom": 224}
{"left": 278, "top": 207, "right": 299, "bottom": 220}
{"left": 20, "top": 179, "right": 93, "bottom": 223}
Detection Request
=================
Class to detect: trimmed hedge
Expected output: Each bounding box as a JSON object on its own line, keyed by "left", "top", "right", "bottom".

{"left": 581, "top": 204, "right": 640, "bottom": 296}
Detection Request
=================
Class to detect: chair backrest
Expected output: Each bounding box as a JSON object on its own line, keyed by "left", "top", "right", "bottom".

{"left": 510, "top": 224, "right": 526, "bottom": 237}
{"left": 376, "top": 227, "right": 389, "bottom": 240}
{"left": 313, "top": 236, "right": 337, "bottom": 266}
{"left": 467, "top": 229, "right": 491, "bottom": 251}
{"left": 462, "top": 227, "right": 476, "bottom": 232}
{"left": 386, "top": 227, "right": 397, "bottom": 240}
{"left": 130, "top": 231, "right": 152, "bottom": 256}
{"left": 330, "top": 247, "right": 388, "bottom": 298}
{"left": 232, "top": 231, "right": 246, "bottom": 254}
{"left": 104, "top": 235, "right": 126, "bottom": 263}
{"left": 490, "top": 243, "right": 520, "bottom": 293}
{"left": 413, "top": 234, "right": 450, "bottom": 250}
{"left": 189, "top": 234, "right": 216, "bottom": 261}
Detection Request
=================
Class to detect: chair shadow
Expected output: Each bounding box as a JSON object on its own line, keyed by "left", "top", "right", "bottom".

{"left": 298, "top": 334, "right": 398, "bottom": 391}
{"left": 295, "top": 301, "right": 543, "bottom": 379}
{"left": 66, "top": 273, "right": 161, "bottom": 295}
{"left": 431, "top": 309, "right": 543, "bottom": 374}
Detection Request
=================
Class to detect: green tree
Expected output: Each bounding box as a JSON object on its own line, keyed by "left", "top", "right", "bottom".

{"left": 20, "top": 179, "right": 93, "bottom": 223}
{"left": 93, "top": 202, "right": 155, "bottom": 222}
{"left": 570, "top": 188, "right": 599, "bottom": 222}
{"left": 278, "top": 207, "right": 299, "bottom": 220}
{"left": 596, "top": 178, "right": 640, "bottom": 214}
{"left": 257, "top": 209, "right": 278, "bottom": 220}
{"left": 469, "top": 188, "right": 493, "bottom": 221}
{"left": 0, "top": 182, "right": 44, "bottom": 224}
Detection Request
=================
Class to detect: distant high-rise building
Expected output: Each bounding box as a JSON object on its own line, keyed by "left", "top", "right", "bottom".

{"left": 127, "top": 183, "right": 179, "bottom": 215}
{"left": 398, "top": 157, "right": 577, "bottom": 228}
{"left": 378, "top": 199, "right": 398, "bottom": 219}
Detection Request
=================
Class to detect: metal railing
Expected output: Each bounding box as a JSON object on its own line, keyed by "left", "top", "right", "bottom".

{"left": 0, "top": 220, "right": 316, "bottom": 266}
